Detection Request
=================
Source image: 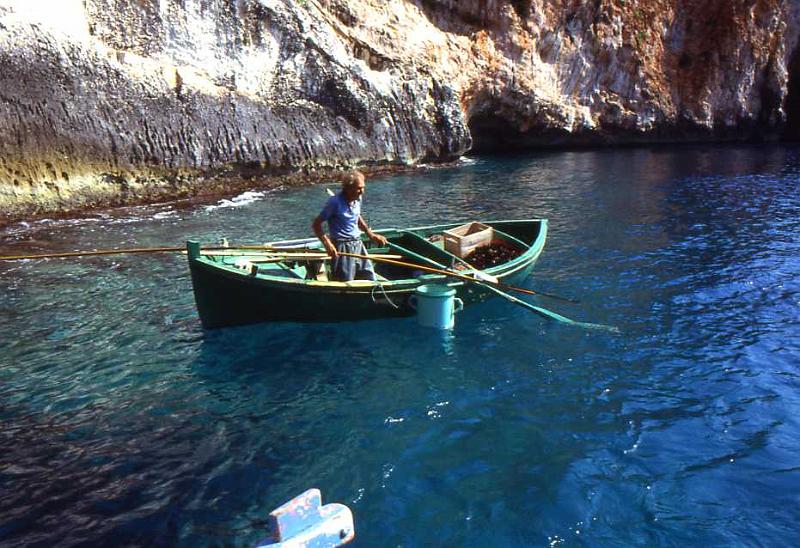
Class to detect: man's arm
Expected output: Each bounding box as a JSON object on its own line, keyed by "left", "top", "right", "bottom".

{"left": 359, "top": 216, "right": 388, "bottom": 246}
{"left": 312, "top": 215, "right": 337, "bottom": 257}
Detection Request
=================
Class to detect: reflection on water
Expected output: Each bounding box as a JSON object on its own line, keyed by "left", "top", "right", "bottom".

{"left": 1, "top": 144, "right": 799, "bottom": 545}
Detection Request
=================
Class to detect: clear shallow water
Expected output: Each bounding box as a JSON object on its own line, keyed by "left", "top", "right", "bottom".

{"left": 1, "top": 145, "right": 799, "bottom": 546}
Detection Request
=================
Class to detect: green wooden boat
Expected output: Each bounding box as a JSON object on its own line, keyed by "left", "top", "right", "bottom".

{"left": 187, "top": 219, "right": 547, "bottom": 328}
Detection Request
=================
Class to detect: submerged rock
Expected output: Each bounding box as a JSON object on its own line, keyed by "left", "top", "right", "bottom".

{"left": 0, "top": 0, "right": 798, "bottom": 221}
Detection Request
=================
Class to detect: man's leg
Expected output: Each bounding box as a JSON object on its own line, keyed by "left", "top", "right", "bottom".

{"left": 331, "top": 241, "right": 357, "bottom": 281}
{"left": 354, "top": 241, "right": 377, "bottom": 281}
{"left": 305, "top": 260, "right": 327, "bottom": 280}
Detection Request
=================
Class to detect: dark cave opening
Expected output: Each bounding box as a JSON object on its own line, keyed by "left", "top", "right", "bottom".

{"left": 510, "top": 0, "right": 533, "bottom": 20}
{"left": 467, "top": 112, "right": 529, "bottom": 155}
{"left": 783, "top": 44, "right": 800, "bottom": 141}
{"left": 467, "top": 111, "right": 580, "bottom": 155}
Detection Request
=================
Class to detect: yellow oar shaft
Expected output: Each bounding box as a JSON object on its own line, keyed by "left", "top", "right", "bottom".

{"left": 338, "top": 252, "right": 576, "bottom": 303}
{"left": 0, "top": 244, "right": 324, "bottom": 261}
{"left": 337, "top": 251, "right": 496, "bottom": 285}
{"left": 0, "top": 244, "right": 574, "bottom": 303}
{"left": 0, "top": 246, "right": 185, "bottom": 261}
{"left": 339, "top": 252, "right": 611, "bottom": 330}
{"left": 198, "top": 251, "right": 401, "bottom": 259}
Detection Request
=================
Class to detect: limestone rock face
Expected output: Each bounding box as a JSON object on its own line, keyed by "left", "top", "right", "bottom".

{"left": 0, "top": 0, "right": 798, "bottom": 220}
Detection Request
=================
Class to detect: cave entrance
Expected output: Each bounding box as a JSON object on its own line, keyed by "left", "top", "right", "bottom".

{"left": 467, "top": 112, "right": 529, "bottom": 155}
{"left": 783, "top": 44, "right": 800, "bottom": 141}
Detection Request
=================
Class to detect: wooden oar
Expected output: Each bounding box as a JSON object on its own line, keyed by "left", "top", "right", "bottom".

{"left": 338, "top": 251, "right": 619, "bottom": 333}
{"left": 478, "top": 282, "right": 620, "bottom": 333}
{"left": 378, "top": 243, "right": 579, "bottom": 304}
{"left": 438, "top": 245, "right": 579, "bottom": 305}
{"left": 199, "top": 251, "right": 402, "bottom": 259}
{"left": 0, "top": 244, "right": 327, "bottom": 261}
{"left": 238, "top": 254, "right": 403, "bottom": 264}
{"left": 0, "top": 246, "right": 187, "bottom": 261}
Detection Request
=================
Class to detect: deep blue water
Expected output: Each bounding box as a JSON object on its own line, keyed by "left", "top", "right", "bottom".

{"left": 1, "top": 145, "right": 799, "bottom": 546}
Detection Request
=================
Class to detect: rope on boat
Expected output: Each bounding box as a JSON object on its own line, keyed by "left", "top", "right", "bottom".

{"left": 371, "top": 282, "right": 401, "bottom": 309}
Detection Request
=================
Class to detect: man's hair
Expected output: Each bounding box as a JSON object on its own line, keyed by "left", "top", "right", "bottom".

{"left": 342, "top": 170, "right": 365, "bottom": 188}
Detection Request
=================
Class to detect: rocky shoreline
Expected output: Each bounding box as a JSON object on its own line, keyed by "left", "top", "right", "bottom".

{"left": 1, "top": 0, "right": 798, "bottom": 224}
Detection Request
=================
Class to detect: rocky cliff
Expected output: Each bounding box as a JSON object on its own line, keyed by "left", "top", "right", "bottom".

{"left": 1, "top": 0, "right": 798, "bottom": 222}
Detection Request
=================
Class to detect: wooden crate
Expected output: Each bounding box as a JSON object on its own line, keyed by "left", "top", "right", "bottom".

{"left": 443, "top": 222, "right": 493, "bottom": 258}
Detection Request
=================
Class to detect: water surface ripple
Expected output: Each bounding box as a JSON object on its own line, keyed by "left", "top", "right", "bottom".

{"left": 1, "top": 145, "right": 799, "bottom": 546}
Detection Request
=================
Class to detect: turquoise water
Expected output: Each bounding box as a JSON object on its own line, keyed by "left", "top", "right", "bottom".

{"left": 1, "top": 145, "right": 799, "bottom": 546}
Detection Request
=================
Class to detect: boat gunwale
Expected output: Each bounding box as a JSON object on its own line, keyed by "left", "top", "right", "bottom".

{"left": 189, "top": 219, "right": 547, "bottom": 293}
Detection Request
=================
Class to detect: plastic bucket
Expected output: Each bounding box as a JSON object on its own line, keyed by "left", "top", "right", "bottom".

{"left": 408, "top": 284, "right": 464, "bottom": 329}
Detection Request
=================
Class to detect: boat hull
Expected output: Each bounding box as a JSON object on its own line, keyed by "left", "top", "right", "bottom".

{"left": 189, "top": 259, "right": 418, "bottom": 326}
{"left": 188, "top": 219, "right": 547, "bottom": 328}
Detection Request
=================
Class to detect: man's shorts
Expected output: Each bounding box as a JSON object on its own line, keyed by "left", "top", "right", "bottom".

{"left": 331, "top": 239, "right": 376, "bottom": 281}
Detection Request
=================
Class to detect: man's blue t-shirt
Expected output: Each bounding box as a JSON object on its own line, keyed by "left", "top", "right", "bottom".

{"left": 318, "top": 192, "right": 362, "bottom": 241}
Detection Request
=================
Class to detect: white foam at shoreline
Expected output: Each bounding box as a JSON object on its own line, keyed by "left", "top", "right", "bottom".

{"left": 204, "top": 191, "right": 266, "bottom": 212}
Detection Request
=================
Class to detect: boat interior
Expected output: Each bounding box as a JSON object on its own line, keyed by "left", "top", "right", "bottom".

{"left": 197, "top": 220, "right": 542, "bottom": 285}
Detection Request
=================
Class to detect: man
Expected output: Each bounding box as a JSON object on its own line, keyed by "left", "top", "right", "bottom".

{"left": 312, "top": 170, "right": 388, "bottom": 281}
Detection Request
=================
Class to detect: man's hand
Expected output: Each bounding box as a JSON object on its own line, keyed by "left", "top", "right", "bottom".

{"left": 323, "top": 239, "right": 338, "bottom": 258}
{"left": 312, "top": 216, "right": 337, "bottom": 258}
{"left": 368, "top": 231, "right": 388, "bottom": 247}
